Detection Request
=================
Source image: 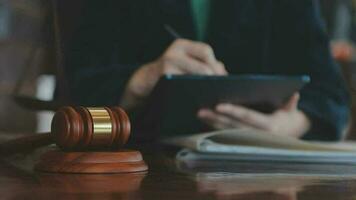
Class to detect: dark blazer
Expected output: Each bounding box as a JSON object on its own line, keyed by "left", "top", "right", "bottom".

{"left": 64, "top": 0, "right": 350, "bottom": 141}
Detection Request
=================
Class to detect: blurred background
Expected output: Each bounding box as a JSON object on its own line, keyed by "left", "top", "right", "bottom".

{"left": 1, "top": 0, "right": 356, "bottom": 138}
{"left": 0, "top": 0, "right": 51, "bottom": 134}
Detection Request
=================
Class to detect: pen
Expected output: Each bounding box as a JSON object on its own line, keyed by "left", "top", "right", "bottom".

{"left": 164, "top": 24, "right": 182, "bottom": 39}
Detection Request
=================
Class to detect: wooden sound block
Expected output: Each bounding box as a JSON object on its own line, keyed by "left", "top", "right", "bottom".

{"left": 35, "top": 150, "right": 148, "bottom": 174}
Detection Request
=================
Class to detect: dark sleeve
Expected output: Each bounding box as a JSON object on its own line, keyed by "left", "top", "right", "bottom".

{"left": 63, "top": 1, "right": 142, "bottom": 106}
{"left": 293, "top": 0, "right": 351, "bottom": 140}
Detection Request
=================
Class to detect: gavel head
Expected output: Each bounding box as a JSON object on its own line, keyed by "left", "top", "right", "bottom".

{"left": 51, "top": 107, "right": 130, "bottom": 151}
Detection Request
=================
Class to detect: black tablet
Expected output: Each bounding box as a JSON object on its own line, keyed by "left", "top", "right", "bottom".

{"left": 136, "top": 74, "right": 310, "bottom": 137}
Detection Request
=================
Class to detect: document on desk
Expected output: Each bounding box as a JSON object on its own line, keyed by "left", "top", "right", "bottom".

{"left": 164, "top": 128, "right": 356, "bottom": 164}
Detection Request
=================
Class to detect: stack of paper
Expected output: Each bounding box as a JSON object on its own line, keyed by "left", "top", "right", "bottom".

{"left": 165, "top": 129, "right": 356, "bottom": 164}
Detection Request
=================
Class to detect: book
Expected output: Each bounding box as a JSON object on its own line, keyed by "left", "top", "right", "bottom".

{"left": 164, "top": 128, "right": 356, "bottom": 164}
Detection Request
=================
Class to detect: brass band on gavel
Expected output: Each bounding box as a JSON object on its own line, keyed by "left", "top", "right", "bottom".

{"left": 87, "top": 107, "right": 113, "bottom": 147}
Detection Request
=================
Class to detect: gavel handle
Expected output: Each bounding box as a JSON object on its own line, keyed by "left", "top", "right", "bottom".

{"left": 0, "top": 133, "right": 53, "bottom": 156}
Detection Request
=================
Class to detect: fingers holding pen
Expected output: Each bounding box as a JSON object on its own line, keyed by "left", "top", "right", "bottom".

{"left": 183, "top": 40, "right": 228, "bottom": 75}
{"left": 161, "top": 39, "right": 228, "bottom": 75}
{"left": 161, "top": 51, "right": 214, "bottom": 75}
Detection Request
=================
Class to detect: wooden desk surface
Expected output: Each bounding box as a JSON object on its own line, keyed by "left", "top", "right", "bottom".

{"left": 2, "top": 145, "right": 356, "bottom": 200}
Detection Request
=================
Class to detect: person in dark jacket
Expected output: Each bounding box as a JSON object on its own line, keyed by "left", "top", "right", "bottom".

{"left": 65, "top": 0, "right": 350, "bottom": 141}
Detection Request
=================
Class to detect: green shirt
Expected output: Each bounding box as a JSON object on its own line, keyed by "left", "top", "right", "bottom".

{"left": 190, "top": 0, "right": 211, "bottom": 41}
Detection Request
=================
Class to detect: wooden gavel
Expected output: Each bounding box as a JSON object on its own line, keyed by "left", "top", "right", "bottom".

{"left": 52, "top": 106, "right": 130, "bottom": 150}
{"left": 0, "top": 106, "right": 131, "bottom": 155}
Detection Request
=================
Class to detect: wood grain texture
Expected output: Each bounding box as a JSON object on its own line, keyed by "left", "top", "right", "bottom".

{"left": 4, "top": 148, "right": 356, "bottom": 199}
{"left": 38, "top": 172, "right": 146, "bottom": 194}
{"left": 35, "top": 150, "right": 148, "bottom": 173}
{"left": 0, "top": 133, "right": 52, "bottom": 155}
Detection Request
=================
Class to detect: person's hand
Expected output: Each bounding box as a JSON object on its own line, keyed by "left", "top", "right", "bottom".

{"left": 120, "top": 39, "right": 227, "bottom": 110}
{"left": 197, "top": 93, "right": 311, "bottom": 138}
